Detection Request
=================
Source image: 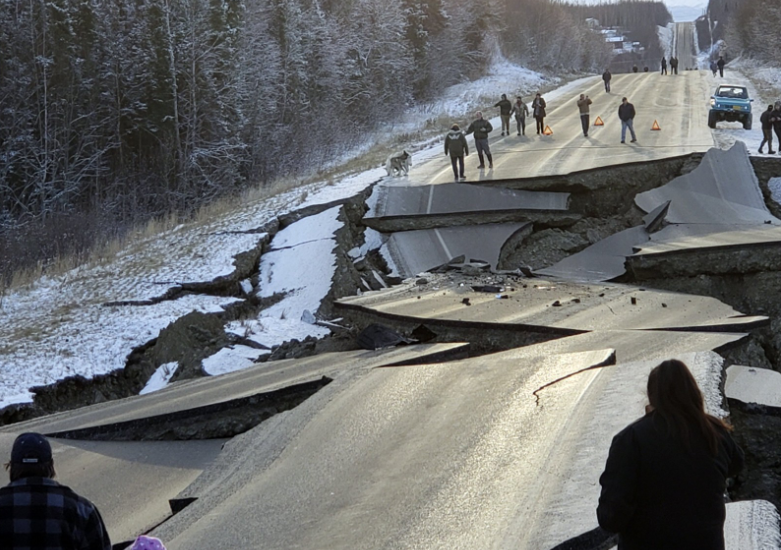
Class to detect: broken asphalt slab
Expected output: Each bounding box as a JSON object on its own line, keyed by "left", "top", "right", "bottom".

{"left": 381, "top": 223, "right": 531, "bottom": 278}
{"left": 147, "top": 348, "right": 780, "bottom": 550}
{"left": 364, "top": 183, "right": 573, "bottom": 232}
{"left": 4, "top": 344, "right": 469, "bottom": 438}
{"left": 336, "top": 276, "right": 768, "bottom": 337}
{"left": 635, "top": 141, "right": 780, "bottom": 225}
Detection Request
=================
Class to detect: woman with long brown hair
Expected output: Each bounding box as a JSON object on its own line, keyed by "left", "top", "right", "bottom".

{"left": 597, "top": 359, "right": 744, "bottom": 550}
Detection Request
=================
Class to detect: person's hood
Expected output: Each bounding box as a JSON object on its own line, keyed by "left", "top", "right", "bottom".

{"left": 447, "top": 130, "right": 463, "bottom": 139}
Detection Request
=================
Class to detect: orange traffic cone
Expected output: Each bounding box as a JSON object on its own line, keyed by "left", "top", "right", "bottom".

{"left": 594, "top": 116, "right": 604, "bottom": 126}
{"left": 543, "top": 125, "right": 553, "bottom": 135}
{"left": 651, "top": 120, "right": 661, "bottom": 131}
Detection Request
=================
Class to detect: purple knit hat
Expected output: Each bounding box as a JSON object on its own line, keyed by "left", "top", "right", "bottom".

{"left": 130, "top": 536, "right": 166, "bottom": 550}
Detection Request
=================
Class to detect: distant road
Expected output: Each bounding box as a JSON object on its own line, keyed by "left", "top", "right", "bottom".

{"left": 673, "top": 21, "right": 698, "bottom": 71}
{"left": 408, "top": 69, "right": 715, "bottom": 184}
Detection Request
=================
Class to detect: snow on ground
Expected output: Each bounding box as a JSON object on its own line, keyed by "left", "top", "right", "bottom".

{"left": 0, "top": 58, "right": 556, "bottom": 406}
{"left": 770, "top": 178, "right": 781, "bottom": 205}
{"left": 140, "top": 362, "right": 178, "bottom": 395}
{"left": 202, "top": 346, "right": 270, "bottom": 377}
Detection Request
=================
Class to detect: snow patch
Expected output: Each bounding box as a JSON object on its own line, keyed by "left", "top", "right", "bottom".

{"left": 769, "top": 178, "right": 781, "bottom": 206}
{"left": 140, "top": 362, "right": 178, "bottom": 395}
{"left": 202, "top": 345, "right": 268, "bottom": 376}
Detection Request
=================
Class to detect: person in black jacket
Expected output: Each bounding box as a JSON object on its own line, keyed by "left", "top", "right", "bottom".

{"left": 661, "top": 56, "right": 667, "bottom": 75}
{"left": 494, "top": 94, "right": 513, "bottom": 136}
{"left": 602, "top": 69, "right": 612, "bottom": 92}
{"left": 717, "top": 56, "right": 726, "bottom": 77}
{"left": 532, "top": 93, "right": 547, "bottom": 135}
{"left": 771, "top": 101, "right": 781, "bottom": 154}
{"left": 464, "top": 112, "right": 493, "bottom": 169}
{"left": 597, "top": 359, "right": 744, "bottom": 550}
{"left": 759, "top": 104, "right": 775, "bottom": 154}
{"left": 618, "top": 97, "right": 637, "bottom": 143}
{"left": 444, "top": 124, "right": 469, "bottom": 180}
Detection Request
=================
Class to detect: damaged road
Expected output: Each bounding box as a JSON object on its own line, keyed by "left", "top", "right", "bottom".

{"left": 3, "top": 116, "right": 781, "bottom": 549}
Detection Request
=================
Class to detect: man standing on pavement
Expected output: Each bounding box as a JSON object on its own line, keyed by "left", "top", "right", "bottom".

{"left": 511, "top": 96, "right": 529, "bottom": 136}
{"left": 602, "top": 69, "right": 612, "bottom": 92}
{"left": 759, "top": 104, "right": 775, "bottom": 154}
{"left": 661, "top": 56, "right": 667, "bottom": 75}
{"left": 618, "top": 97, "right": 637, "bottom": 143}
{"left": 717, "top": 56, "right": 726, "bottom": 77}
{"left": 464, "top": 111, "right": 494, "bottom": 169}
{"left": 494, "top": 94, "right": 513, "bottom": 136}
{"left": 444, "top": 124, "right": 469, "bottom": 181}
{"left": 577, "top": 94, "right": 593, "bottom": 137}
{"left": 0, "top": 432, "right": 112, "bottom": 549}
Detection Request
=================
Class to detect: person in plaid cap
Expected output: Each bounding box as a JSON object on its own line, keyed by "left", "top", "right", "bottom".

{"left": 0, "top": 432, "right": 111, "bottom": 549}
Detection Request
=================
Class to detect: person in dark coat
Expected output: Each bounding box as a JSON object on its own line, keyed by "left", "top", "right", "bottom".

{"left": 771, "top": 101, "right": 781, "bottom": 154}
{"left": 444, "top": 124, "right": 469, "bottom": 180}
{"left": 464, "top": 112, "right": 493, "bottom": 169}
{"left": 710, "top": 59, "right": 718, "bottom": 76}
{"left": 759, "top": 104, "right": 776, "bottom": 154}
{"left": 660, "top": 56, "right": 667, "bottom": 75}
{"left": 597, "top": 359, "right": 744, "bottom": 550}
{"left": 511, "top": 96, "right": 529, "bottom": 136}
{"left": 670, "top": 57, "right": 678, "bottom": 74}
{"left": 602, "top": 69, "right": 612, "bottom": 92}
{"left": 0, "top": 433, "right": 112, "bottom": 549}
{"left": 577, "top": 94, "right": 592, "bottom": 137}
{"left": 494, "top": 94, "right": 513, "bottom": 136}
{"left": 618, "top": 97, "right": 637, "bottom": 143}
{"left": 717, "top": 56, "right": 725, "bottom": 77}
{"left": 532, "top": 93, "right": 547, "bottom": 135}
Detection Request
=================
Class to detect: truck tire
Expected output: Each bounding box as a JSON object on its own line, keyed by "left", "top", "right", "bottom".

{"left": 743, "top": 114, "right": 752, "bottom": 130}
{"left": 708, "top": 111, "right": 717, "bottom": 129}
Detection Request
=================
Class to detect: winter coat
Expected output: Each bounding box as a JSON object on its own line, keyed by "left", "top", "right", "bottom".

{"left": 760, "top": 109, "right": 773, "bottom": 130}
{"left": 532, "top": 97, "right": 546, "bottom": 118}
{"left": 465, "top": 118, "right": 493, "bottom": 140}
{"left": 494, "top": 98, "right": 513, "bottom": 116}
{"left": 597, "top": 412, "right": 744, "bottom": 550}
{"left": 771, "top": 108, "right": 781, "bottom": 130}
{"left": 717, "top": 57, "right": 725, "bottom": 69}
{"left": 618, "top": 102, "right": 636, "bottom": 121}
{"left": 577, "top": 97, "right": 592, "bottom": 115}
{"left": 602, "top": 70, "right": 612, "bottom": 82}
{"left": 511, "top": 101, "right": 529, "bottom": 119}
{"left": 444, "top": 130, "right": 469, "bottom": 157}
{"left": 661, "top": 57, "right": 667, "bottom": 68}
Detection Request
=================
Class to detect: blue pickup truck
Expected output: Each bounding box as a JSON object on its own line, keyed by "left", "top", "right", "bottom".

{"left": 708, "top": 84, "right": 753, "bottom": 130}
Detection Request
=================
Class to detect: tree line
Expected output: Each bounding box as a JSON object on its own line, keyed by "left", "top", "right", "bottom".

{"left": 708, "top": 0, "right": 781, "bottom": 64}
{"left": 0, "top": 0, "right": 626, "bottom": 280}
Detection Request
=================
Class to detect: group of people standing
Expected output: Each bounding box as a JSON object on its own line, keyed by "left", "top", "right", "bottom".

{"left": 444, "top": 86, "right": 643, "bottom": 180}
{"left": 661, "top": 56, "right": 680, "bottom": 75}
{"left": 444, "top": 93, "right": 548, "bottom": 180}
{"left": 710, "top": 56, "right": 726, "bottom": 77}
{"left": 759, "top": 101, "right": 781, "bottom": 155}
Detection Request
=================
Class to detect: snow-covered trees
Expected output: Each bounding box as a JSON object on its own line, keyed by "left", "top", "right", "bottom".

{"left": 720, "top": 0, "right": 781, "bottom": 64}
{"left": 0, "top": 0, "right": 637, "bottom": 279}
